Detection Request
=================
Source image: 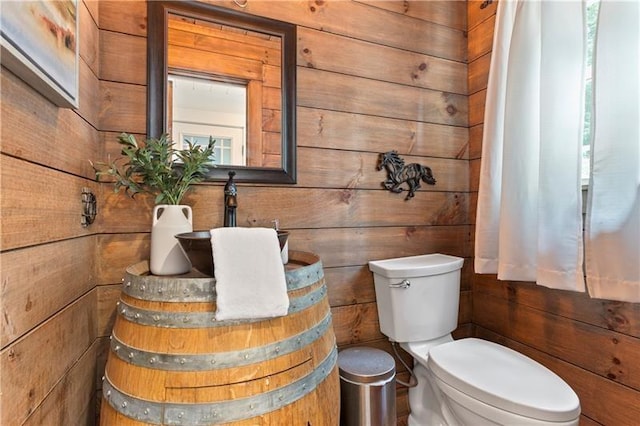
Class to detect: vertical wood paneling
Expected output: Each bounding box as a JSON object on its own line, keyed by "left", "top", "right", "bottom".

{"left": 467, "top": 3, "right": 640, "bottom": 424}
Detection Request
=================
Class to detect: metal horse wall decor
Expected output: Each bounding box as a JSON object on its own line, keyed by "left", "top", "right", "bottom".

{"left": 378, "top": 151, "right": 436, "bottom": 200}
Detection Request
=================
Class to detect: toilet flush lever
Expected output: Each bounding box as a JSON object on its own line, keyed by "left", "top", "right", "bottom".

{"left": 389, "top": 279, "right": 411, "bottom": 289}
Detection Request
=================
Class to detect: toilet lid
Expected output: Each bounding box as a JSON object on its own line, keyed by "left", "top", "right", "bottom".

{"left": 427, "top": 338, "right": 580, "bottom": 422}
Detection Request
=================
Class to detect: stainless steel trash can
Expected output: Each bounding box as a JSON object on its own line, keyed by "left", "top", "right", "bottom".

{"left": 338, "top": 347, "right": 396, "bottom": 426}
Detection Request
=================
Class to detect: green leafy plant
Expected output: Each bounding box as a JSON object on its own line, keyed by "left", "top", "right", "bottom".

{"left": 92, "top": 133, "right": 215, "bottom": 205}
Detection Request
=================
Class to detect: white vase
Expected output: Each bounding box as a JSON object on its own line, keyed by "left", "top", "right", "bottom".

{"left": 150, "top": 204, "right": 193, "bottom": 275}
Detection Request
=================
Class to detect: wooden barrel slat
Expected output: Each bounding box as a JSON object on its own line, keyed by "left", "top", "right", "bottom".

{"left": 100, "top": 251, "right": 339, "bottom": 425}
{"left": 105, "top": 322, "right": 338, "bottom": 398}
{"left": 112, "top": 275, "right": 327, "bottom": 353}
{"left": 103, "top": 349, "right": 337, "bottom": 424}
{"left": 109, "top": 313, "right": 332, "bottom": 372}
{"left": 110, "top": 288, "right": 328, "bottom": 354}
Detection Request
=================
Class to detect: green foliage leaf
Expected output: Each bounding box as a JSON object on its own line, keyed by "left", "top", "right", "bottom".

{"left": 91, "top": 133, "right": 215, "bottom": 205}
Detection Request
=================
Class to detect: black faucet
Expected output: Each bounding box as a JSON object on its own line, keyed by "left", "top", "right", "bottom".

{"left": 224, "top": 171, "right": 237, "bottom": 227}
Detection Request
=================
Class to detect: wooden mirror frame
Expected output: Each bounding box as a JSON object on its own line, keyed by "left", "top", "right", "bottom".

{"left": 147, "top": 1, "right": 297, "bottom": 183}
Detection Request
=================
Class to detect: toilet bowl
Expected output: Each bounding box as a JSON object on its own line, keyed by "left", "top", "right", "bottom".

{"left": 369, "top": 254, "right": 580, "bottom": 426}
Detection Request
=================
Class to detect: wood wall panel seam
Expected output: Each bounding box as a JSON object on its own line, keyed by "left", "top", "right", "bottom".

{"left": 99, "top": 29, "right": 146, "bottom": 85}
{"left": 298, "top": 68, "right": 468, "bottom": 127}
{"left": 473, "top": 277, "right": 640, "bottom": 338}
{"left": 1, "top": 236, "right": 97, "bottom": 347}
{"left": 473, "top": 291, "right": 640, "bottom": 390}
{"left": 0, "top": 72, "right": 101, "bottom": 179}
{"left": 0, "top": 290, "right": 98, "bottom": 426}
{"left": 467, "top": 0, "right": 498, "bottom": 32}
{"left": 296, "top": 106, "right": 469, "bottom": 160}
{"left": 97, "top": 0, "right": 466, "bottom": 61}
{"left": 467, "top": 15, "right": 496, "bottom": 63}
{"left": 22, "top": 339, "right": 99, "bottom": 426}
{"left": 297, "top": 27, "right": 468, "bottom": 95}
{"left": 352, "top": 0, "right": 467, "bottom": 31}
{"left": 0, "top": 156, "right": 101, "bottom": 251}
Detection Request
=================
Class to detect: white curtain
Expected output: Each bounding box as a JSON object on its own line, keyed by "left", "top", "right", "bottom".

{"left": 585, "top": 0, "right": 640, "bottom": 302}
{"left": 475, "top": 0, "right": 586, "bottom": 292}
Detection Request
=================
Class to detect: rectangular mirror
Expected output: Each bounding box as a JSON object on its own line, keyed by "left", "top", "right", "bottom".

{"left": 148, "top": 1, "right": 296, "bottom": 183}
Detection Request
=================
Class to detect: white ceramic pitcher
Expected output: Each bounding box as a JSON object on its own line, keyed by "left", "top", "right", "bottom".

{"left": 150, "top": 205, "right": 192, "bottom": 275}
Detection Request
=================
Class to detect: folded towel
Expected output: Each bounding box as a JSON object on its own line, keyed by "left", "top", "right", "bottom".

{"left": 211, "top": 227, "right": 289, "bottom": 320}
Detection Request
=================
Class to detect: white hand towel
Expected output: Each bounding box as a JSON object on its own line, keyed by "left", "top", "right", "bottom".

{"left": 211, "top": 227, "right": 289, "bottom": 320}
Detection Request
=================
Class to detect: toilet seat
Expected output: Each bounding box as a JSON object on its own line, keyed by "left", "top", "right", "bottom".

{"left": 427, "top": 338, "right": 581, "bottom": 423}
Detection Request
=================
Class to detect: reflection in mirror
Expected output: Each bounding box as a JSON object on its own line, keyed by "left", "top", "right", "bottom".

{"left": 147, "top": 1, "right": 296, "bottom": 183}
{"left": 169, "top": 74, "right": 247, "bottom": 166}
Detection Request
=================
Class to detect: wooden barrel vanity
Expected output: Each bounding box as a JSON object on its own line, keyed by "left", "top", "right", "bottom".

{"left": 100, "top": 251, "right": 339, "bottom": 425}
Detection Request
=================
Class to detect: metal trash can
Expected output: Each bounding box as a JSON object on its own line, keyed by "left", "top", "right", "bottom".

{"left": 338, "top": 347, "right": 396, "bottom": 426}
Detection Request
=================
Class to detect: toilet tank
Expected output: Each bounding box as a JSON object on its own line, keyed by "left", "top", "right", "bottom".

{"left": 369, "top": 254, "right": 464, "bottom": 343}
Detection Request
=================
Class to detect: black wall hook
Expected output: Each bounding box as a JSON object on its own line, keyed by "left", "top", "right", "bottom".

{"left": 81, "top": 187, "right": 97, "bottom": 227}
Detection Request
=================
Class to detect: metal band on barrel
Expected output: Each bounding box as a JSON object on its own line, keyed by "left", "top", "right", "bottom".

{"left": 110, "top": 313, "right": 333, "bottom": 371}
{"left": 102, "top": 346, "right": 338, "bottom": 425}
{"left": 121, "top": 259, "right": 324, "bottom": 302}
{"left": 285, "top": 259, "right": 324, "bottom": 291}
{"left": 121, "top": 273, "right": 217, "bottom": 302}
{"left": 117, "top": 283, "right": 327, "bottom": 328}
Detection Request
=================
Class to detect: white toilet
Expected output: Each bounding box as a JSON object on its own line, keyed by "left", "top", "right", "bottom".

{"left": 369, "top": 254, "right": 581, "bottom": 426}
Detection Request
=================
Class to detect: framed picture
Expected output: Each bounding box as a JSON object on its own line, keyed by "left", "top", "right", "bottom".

{"left": 0, "top": 0, "right": 79, "bottom": 108}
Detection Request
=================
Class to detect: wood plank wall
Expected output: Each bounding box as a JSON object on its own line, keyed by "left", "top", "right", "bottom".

{"left": 0, "top": 1, "right": 469, "bottom": 425}
{"left": 95, "top": 1, "right": 469, "bottom": 424}
{"left": 0, "top": 1, "right": 102, "bottom": 424}
{"left": 467, "top": 2, "right": 640, "bottom": 425}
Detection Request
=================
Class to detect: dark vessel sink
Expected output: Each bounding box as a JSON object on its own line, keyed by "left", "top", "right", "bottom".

{"left": 175, "top": 230, "right": 290, "bottom": 277}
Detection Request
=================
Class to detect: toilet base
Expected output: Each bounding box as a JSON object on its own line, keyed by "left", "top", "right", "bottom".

{"left": 407, "top": 362, "right": 455, "bottom": 426}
